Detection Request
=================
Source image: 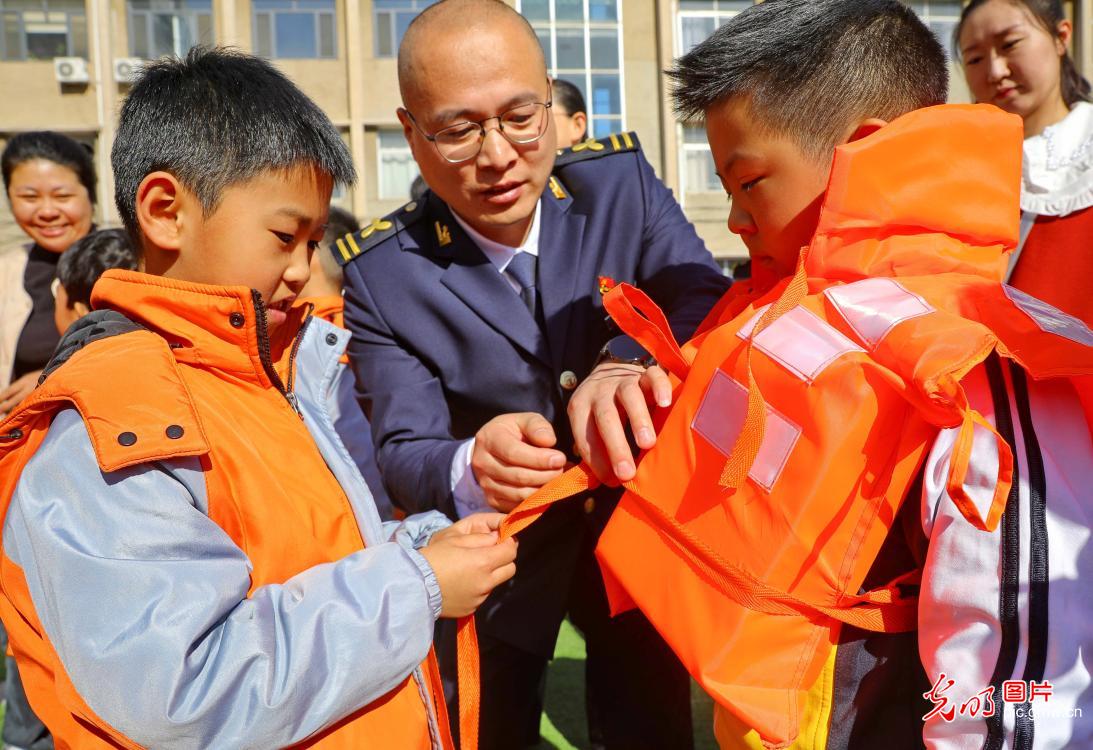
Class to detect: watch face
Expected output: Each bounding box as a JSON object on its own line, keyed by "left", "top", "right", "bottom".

{"left": 608, "top": 336, "right": 652, "bottom": 362}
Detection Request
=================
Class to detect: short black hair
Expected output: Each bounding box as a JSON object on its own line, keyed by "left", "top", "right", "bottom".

{"left": 113, "top": 46, "right": 356, "bottom": 245}
{"left": 57, "top": 228, "right": 139, "bottom": 308}
{"left": 318, "top": 205, "right": 359, "bottom": 287}
{"left": 669, "top": 0, "right": 948, "bottom": 160}
{"left": 552, "top": 78, "right": 586, "bottom": 117}
{"left": 2, "top": 131, "right": 96, "bottom": 205}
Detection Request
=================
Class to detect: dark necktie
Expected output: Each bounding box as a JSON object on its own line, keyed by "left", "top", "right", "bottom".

{"left": 506, "top": 251, "right": 538, "bottom": 319}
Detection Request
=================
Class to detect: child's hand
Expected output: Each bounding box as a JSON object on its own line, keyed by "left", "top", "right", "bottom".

{"left": 436, "top": 512, "right": 508, "bottom": 538}
{"left": 420, "top": 529, "right": 517, "bottom": 618}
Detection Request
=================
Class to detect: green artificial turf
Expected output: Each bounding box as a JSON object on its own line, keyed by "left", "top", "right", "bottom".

{"left": 539, "top": 619, "right": 718, "bottom": 750}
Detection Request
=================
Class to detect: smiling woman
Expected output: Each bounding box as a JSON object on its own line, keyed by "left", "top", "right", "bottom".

{"left": 956, "top": 0, "right": 1093, "bottom": 325}
{"left": 0, "top": 131, "right": 95, "bottom": 410}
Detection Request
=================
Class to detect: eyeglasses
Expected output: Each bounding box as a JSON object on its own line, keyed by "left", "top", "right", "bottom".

{"left": 404, "top": 99, "right": 553, "bottom": 163}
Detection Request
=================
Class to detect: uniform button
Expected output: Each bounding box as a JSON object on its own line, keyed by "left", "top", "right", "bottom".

{"left": 229, "top": 312, "right": 245, "bottom": 328}
{"left": 560, "top": 370, "right": 579, "bottom": 391}
{"left": 165, "top": 424, "right": 184, "bottom": 439}
{"left": 117, "top": 431, "right": 137, "bottom": 447}
{"left": 583, "top": 497, "right": 596, "bottom": 514}
{"left": 325, "top": 332, "right": 339, "bottom": 346}
{"left": 404, "top": 201, "right": 418, "bottom": 213}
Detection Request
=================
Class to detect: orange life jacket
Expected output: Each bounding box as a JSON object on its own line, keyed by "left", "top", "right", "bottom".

{"left": 497, "top": 104, "right": 1093, "bottom": 748}
{"left": 0, "top": 272, "right": 452, "bottom": 749}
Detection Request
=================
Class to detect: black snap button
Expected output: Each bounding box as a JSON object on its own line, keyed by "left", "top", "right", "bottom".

{"left": 325, "top": 333, "right": 338, "bottom": 346}
{"left": 165, "top": 424, "right": 184, "bottom": 439}
{"left": 117, "top": 431, "right": 137, "bottom": 446}
{"left": 229, "top": 312, "right": 245, "bottom": 328}
{"left": 5, "top": 428, "right": 23, "bottom": 440}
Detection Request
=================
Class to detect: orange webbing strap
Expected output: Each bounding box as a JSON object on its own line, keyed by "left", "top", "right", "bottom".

{"left": 500, "top": 463, "right": 600, "bottom": 540}
{"left": 946, "top": 405, "right": 1013, "bottom": 533}
{"left": 602, "top": 284, "right": 690, "bottom": 380}
{"left": 455, "top": 616, "right": 480, "bottom": 750}
{"left": 621, "top": 484, "right": 918, "bottom": 632}
{"left": 720, "top": 254, "right": 810, "bottom": 489}
{"left": 453, "top": 464, "right": 599, "bottom": 750}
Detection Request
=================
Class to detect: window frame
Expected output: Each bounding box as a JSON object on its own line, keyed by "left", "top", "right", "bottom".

{"left": 520, "top": 0, "right": 626, "bottom": 140}
{"left": 376, "top": 128, "right": 420, "bottom": 201}
{"left": 251, "top": 0, "right": 337, "bottom": 60}
{"left": 0, "top": 0, "right": 88, "bottom": 61}
{"left": 126, "top": 0, "right": 213, "bottom": 60}
{"left": 372, "top": 0, "right": 435, "bottom": 58}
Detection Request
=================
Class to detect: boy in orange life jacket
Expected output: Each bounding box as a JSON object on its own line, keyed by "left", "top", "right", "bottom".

{"left": 0, "top": 47, "right": 516, "bottom": 749}
{"left": 568, "top": 1, "right": 1093, "bottom": 748}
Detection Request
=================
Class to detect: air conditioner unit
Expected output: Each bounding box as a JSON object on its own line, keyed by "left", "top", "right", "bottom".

{"left": 54, "top": 57, "right": 89, "bottom": 84}
{"left": 113, "top": 57, "right": 143, "bottom": 84}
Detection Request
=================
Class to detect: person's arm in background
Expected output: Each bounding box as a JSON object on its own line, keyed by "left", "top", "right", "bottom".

{"left": 569, "top": 150, "right": 731, "bottom": 484}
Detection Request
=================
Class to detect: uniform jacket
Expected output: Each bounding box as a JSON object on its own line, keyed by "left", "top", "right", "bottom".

{"left": 338, "top": 132, "right": 730, "bottom": 657}
{"left": 0, "top": 270, "right": 454, "bottom": 749}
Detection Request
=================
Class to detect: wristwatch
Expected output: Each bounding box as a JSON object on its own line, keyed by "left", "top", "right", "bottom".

{"left": 595, "top": 336, "right": 656, "bottom": 368}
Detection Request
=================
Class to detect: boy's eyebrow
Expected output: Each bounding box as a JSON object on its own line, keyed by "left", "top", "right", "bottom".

{"left": 273, "top": 207, "right": 316, "bottom": 223}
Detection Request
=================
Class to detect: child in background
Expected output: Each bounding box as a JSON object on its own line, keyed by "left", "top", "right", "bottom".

{"left": 300, "top": 205, "right": 395, "bottom": 519}
{"left": 53, "top": 228, "right": 139, "bottom": 334}
{"left": 0, "top": 47, "right": 515, "bottom": 749}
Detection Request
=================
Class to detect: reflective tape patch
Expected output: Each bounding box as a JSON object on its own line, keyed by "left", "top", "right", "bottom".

{"left": 1003, "top": 285, "right": 1093, "bottom": 347}
{"left": 737, "top": 305, "right": 864, "bottom": 383}
{"left": 824, "top": 278, "right": 934, "bottom": 349}
{"left": 692, "top": 370, "right": 802, "bottom": 492}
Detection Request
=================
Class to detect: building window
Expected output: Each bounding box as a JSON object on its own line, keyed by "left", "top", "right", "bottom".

{"left": 520, "top": 0, "right": 625, "bottom": 139}
{"left": 681, "top": 124, "right": 720, "bottom": 193}
{"left": 127, "top": 0, "right": 212, "bottom": 60}
{"left": 906, "top": 1, "right": 961, "bottom": 58}
{"left": 675, "top": 0, "right": 750, "bottom": 194}
{"left": 253, "top": 0, "right": 336, "bottom": 60}
{"left": 378, "top": 129, "right": 419, "bottom": 200}
{"left": 373, "top": 0, "right": 436, "bottom": 58}
{"left": 0, "top": 0, "right": 87, "bottom": 61}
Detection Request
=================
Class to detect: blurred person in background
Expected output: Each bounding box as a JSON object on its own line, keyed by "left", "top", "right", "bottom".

{"left": 299, "top": 205, "right": 395, "bottom": 519}
{"left": 0, "top": 130, "right": 95, "bottom": 750}
{"left": 1, "top": 132, "right": 95, "bottom": 418}
{"left": 551, "top": 78, "right": 588, "bottom": 148}
{"left": 957, "top": 0, "right": 1093, "bottom": 324}
{"left": 53, "top": 228, "right": 139, "bottom": 335}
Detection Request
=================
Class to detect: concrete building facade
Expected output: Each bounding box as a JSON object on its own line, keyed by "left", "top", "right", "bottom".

{"left": 1, "top": 0, "right": 1091, "bottom": 260}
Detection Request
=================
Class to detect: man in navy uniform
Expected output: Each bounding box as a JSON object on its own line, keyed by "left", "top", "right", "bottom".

{"left": 337, "top": 1, "right": 730, "bottom": 747}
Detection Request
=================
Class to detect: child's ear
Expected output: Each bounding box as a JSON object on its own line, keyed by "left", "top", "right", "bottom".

{"left": 136, "top": 171, "right": 187, "bottom": 254}
{"left": 73, "top": 301, "right": 90, "bottom": 317}
{"left": 845, "top": 118, "right": 888, "bottom": 144}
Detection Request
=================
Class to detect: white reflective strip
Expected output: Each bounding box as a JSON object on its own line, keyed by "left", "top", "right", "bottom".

{"left": 1003, "top": 284, "right": 1093, "bottom": 347}
{"left": 737, "top": 305, "right": 864, "bottom": 383}
{"left": 691, "top": 370, "right": 802, "bottom": 492}
{"left": 824, "top": 278, "right": 934, "bottom": 349}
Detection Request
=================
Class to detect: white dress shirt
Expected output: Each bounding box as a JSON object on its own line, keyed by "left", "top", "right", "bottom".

{"left": 448, "top": 201, "right": 543, "bottom": 517}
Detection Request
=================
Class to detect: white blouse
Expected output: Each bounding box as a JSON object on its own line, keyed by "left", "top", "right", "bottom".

{"left": 1021, "top": 100, "right": 1093, "bottom": 216}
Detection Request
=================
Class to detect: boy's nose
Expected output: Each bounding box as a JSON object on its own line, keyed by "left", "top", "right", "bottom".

{"left": 727, "top": 200, "right": 755, "bottom": 236}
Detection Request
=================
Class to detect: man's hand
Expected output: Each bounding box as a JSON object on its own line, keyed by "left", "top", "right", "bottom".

{"left": 567, "top": 362, "right": 672, "bottom": 484}
{"left": 0, "top": 370, "right": 42, "bottom": 417}
{"left": 420, "top": 529, "right": 517, "bottom": 618}
{"left": 471, "top": 413, "right": 567, "bottom": 513}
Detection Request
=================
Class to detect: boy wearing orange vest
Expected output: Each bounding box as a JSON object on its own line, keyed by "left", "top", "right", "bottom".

{"left": 0, "top": 48, "right": 516, "bottom": 748}
{"left": 560, "top": 1, "right": 1093, "bottom": 748}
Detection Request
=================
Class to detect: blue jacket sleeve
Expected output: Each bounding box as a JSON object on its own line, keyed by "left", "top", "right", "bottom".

{"left": 342, "top": 259, "right": 462, "bottom": 518}
{"left": 2, "top": 408, "right": 440, "bottom": 749}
